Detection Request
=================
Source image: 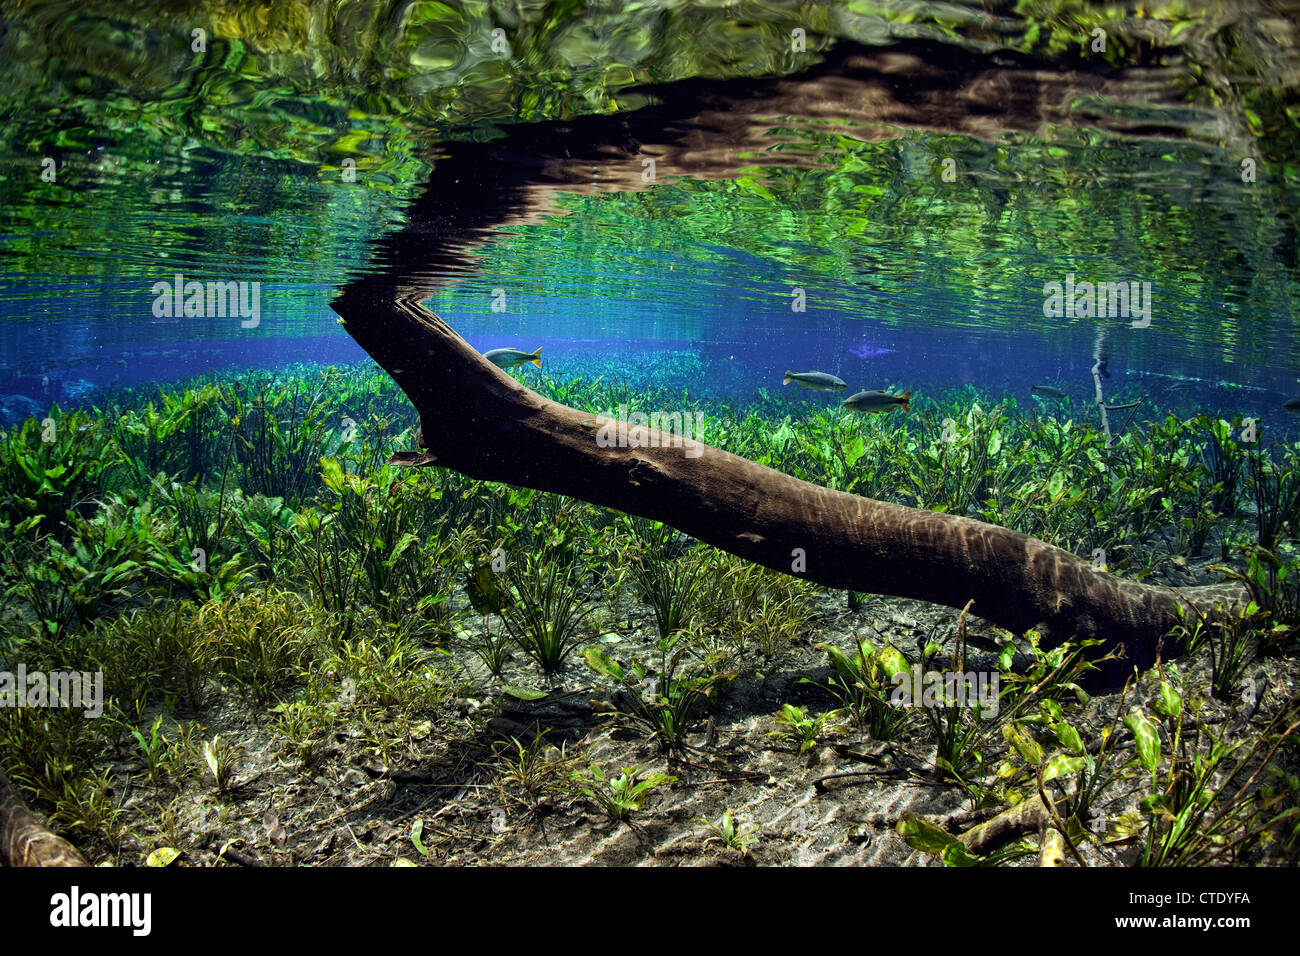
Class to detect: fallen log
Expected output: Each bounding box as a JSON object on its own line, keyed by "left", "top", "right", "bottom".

{"left": 0, "top": 769, "right": 87, "bottom": 867}
{"left": 331, "top": 291, "right": 1246, "bottom": 683}
{"left": 329, "top": 42, "right": 1247, "bottom": 684}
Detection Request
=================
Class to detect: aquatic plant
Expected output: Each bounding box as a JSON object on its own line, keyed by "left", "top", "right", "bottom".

{"left": 150, "top": 472, "right": 233, "bottom": 564}
{"left": 83, "top": 606, "right": 208, "bottom": 710}
{"left": 630, "top": 543, "right": 713, "bottom": 644}
{"left": 499, "top": 548, "right": 594, "bottom": 673}
{"left": 195, "top": 588, "right": 315, "bottom": 704}
{"left": 313, "top": 611, "right": 451, "bottom": 713}
{"left": 47, "top": 767, "right": 125, "bottom": 851}
{"left": 584, "top": 631, "right": 733, "bottom": 756}
{"left": 124, "top": 714, "right": 171, "bottom": 788}
{"left": 0, "top": 406, "right": 121, "bottom": 538}
{"left": 894, "top": 813, "right": 1038, "bottom": 867}
{"left": 296, "top": 458, "right": 462, "bottom": 636}
{"left": 493, "top": 728, "right": 575, "bottom": 811}
{"left": 1009, "top": 693, "right": 1138, "bottom": 834}
{"left": 815, "top": 636, "right": 912, "bottom": 741}
{"left": 697, "top": 809, "right": 759, "bottom": 853}
{"left": 571, "top": 764, "right": 676, "bottom": 823}
{"left": 0, "top": 705, "right": 118, "bottom": 841}
{"left": 1249, "top": 453, "right": 1300, "bottom": 551}
{"left": 1177, "top": 600, "right": 1259, "bottom": 704}
{"left": 1125, "top": 687, "right": 1300, "bottom": 866}
{"left": 271, "top": 700, "right": 335, "bottom": 771}
{"left": 768, "top": 703, "right": 845, "bottom": 754}
{"left": 461, "top": 618, "right": 511, "bottom": 679}
{"left": 230, "top": 378, "right": 333, "bottom": 507}
{"left": 233, "top": 492, "right": 298, "bottom": 582}
{"left": 201, "top": 735, "right": 245, "bottom": 792}
{"left": 1194, "top": 415, "right": 1245, "bottom": 517}
{"left": 1233, "top": 543, "right": 1300, "bottom": 631}
{"left": 908, "top": 616, "right": 1101, "bottom": 801}
{"left": 8, "top": 539, "right": 80, "bottom": 643}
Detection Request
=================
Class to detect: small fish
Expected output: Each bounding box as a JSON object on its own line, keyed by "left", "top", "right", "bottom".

{"left": 484, "top": 347, "right": 542, "bottom": 369}
{"left": 1031, "top": 384, "right": 1067, "bottom": 399}
{"left": 843, "top": 389, "right": 911, "bottom": 414}
{"left": 1284, "top": 396, "right": 1300, "bottom": 412}
{"left": 783, "top": 371, "right": 847, "bottom": 392}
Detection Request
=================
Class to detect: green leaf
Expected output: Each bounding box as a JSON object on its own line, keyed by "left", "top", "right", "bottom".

{"left": 897, "top": 815, "right": 961, "bottom": 855}
{"left": 410, "top": 818, "right": 430, "bottom": 857}
{"left": 1041, "top": 753, "right": 1087, "bottom": 783}
{"left": 501, "top": 685, "right": 548, "bottom": 701}
{"left": 1050, "top": 720, "right": 1084, "bottom": 754}
{"left": 465, "top": 561, "right": 508, "bottom": 614}
{"left": 582, "top": 647, "right": 624, "bottom": 682}
{"left": 1155, "top": 680, "right": 1182, "bottom": 719}
{"left": 1124, "top": 707, "right": 1161, "bottom": 773}
{"left": 877, "top": 645, "right": 910, "bottom": 681}
{"left": 845, "top": 436, "right": 866, "bottom": 467}
{"left": 1006, "top": 725, "right": 1043, "bottom": 765}
{"left": 941, "top": 841, "right": 981, "bottom": 866}
{"left": 320, "top": 457, "right": 347, "bottom": 494}
{"left": 146, "top": 847, "right": 182, "bottom": 867}
{"left": 1048, "top": 471, "right": 1065, "bottom": 499}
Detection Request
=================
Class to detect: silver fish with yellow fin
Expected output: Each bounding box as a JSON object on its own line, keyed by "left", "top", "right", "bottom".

{"left": 485, "top": 347, "right": 542, "bottom": 369}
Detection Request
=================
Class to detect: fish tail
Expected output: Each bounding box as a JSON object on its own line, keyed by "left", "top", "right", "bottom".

{"left": 530, "top": 347, "right": 542, "bottom": 367}
{"left": 899, "top": 390, "right": 911, "bottom": 412}
{"left": 783, "top": 371, "right": 794, "bottom": 385}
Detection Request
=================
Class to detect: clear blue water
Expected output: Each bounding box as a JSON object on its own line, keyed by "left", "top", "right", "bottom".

{"left": 1, "top": 4, "right": 1297, "bottom": 435}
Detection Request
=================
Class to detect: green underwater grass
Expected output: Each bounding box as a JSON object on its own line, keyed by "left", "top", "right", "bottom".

{"left": 0, "top": 357, "right": 1296, "bottom": 864}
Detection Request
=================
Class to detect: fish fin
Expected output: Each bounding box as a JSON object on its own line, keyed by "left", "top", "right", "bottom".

{"left": 530, "top": 347, "right": 542, "bottom": 367}
{"left": 899, "top": 390, "right": 911, "bottom": 412}
{"left": 783, "top": 372, "right": 794, "bottom": 385}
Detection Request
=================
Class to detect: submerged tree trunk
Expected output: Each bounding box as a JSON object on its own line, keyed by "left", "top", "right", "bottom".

{"left": 332, "top": 291, "right": 1246, "bottom": 681}
{"left": 0, "top": 770, "right": 87, "bottom": 867}
{"left": 330, "top": 43, "right": 1249, "bottom": 683}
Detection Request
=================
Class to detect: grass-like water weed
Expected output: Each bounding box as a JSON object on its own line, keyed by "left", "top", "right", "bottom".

{"left": 494, "top": 727, "right": 576, "bottom": 810}
{"left": 585, "top": 630, "right": 734, "bottom": 756}
{"left": 499, "top": 549, "right": 594, "bottom": 673}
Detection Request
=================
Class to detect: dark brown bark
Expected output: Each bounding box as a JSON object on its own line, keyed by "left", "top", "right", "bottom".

{"left": 333, "top": 291, "right": 1246, "bottom": 680}
{"left": 0, "top": 769, "right": 87, "bottom": 867}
